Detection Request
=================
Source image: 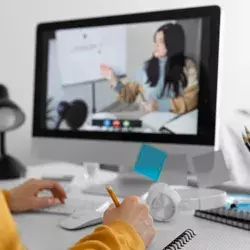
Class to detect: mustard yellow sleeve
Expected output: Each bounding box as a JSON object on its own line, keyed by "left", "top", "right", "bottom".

{"left": 0, "top": 190, "right": 24, "bottom": 250}
{"left": 116, "top": 81, "right": 141, "bottom": 103}
{"left": 69, "top": 220, "right": 145, "bottom": 250}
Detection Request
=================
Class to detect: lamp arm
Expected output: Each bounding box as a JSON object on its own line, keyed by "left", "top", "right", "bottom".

{"left": 0, "top": 132, "right": 5, "bottom": 156}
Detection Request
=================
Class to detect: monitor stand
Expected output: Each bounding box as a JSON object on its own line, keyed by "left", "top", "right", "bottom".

{"left": 84, "top": 171, "right": 154, "bottom": 197}
{"left": 83, "top": 153, "right": 199, "bottom": 197}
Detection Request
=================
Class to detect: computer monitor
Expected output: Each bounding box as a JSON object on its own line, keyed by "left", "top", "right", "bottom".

{"left": 32, "top": 5, "right": 221, "bottom": 196}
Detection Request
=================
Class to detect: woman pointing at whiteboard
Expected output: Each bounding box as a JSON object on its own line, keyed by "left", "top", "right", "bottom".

{"left": 100, "top": 22, "right": 199, "bottom": 114}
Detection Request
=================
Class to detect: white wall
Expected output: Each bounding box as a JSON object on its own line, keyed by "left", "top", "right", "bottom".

{"left": 0, "top": 0, "right": 247, "bottom": 163}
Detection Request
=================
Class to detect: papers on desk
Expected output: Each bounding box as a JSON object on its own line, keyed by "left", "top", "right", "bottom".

{"left": 163, "top": 109, "right": 198, "bottom": 134}
{"left": 141, "top": 112, "right": 179, "bottom": 131}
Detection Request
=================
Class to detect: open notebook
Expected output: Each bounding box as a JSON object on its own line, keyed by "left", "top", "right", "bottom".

{"left": 148, "top": 228, "right": 250, "bottom": 250}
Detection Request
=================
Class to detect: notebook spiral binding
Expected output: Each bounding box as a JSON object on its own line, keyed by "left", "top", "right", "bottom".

{"left": 162, "top": 229, "right": 196, "bottom": 250}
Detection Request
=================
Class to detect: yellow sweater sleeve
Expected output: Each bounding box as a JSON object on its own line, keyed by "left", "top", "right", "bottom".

{"left": 70, "top": 220, "right": 145, "bottom": 250}
{"left": 0, "top": 190, "right": 144, "bottom": 250}
{"left": 0, "top": 190, "right": 24, "bottom": 250}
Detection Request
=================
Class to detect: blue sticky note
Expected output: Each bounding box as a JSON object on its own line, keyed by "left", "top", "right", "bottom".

{"left": 133, "top": 144, "right": 167, "bottom": 181}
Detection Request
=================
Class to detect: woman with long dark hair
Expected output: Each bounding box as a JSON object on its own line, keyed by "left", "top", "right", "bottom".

{"left": 101, "top": 22, "right": 199, "bottom": 114}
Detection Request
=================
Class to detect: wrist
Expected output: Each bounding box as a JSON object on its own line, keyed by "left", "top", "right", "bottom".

{"left": 105, "top": 220, "right": 145, "bottom": 250}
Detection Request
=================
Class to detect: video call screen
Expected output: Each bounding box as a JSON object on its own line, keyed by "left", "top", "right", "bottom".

{"left": 45, "top": 17, "right": 208, "bottom": 135}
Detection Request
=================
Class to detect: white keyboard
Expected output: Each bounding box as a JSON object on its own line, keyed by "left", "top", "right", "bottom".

{"left": 38, "top": 197, "right": 107, "bottom": 215}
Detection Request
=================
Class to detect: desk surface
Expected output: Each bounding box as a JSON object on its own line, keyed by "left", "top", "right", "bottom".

{"left": 1, "top": 178, "right": 250, "bottom": 250}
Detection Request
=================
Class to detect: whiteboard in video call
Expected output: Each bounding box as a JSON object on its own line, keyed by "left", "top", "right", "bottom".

{"left": 55, "top": 25, "right": 127, "bottom": 86}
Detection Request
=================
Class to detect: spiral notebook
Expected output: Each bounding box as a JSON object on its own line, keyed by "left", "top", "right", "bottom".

{"left": 194, "top": 207, "right": 250, "bottom": 230}
{"left": 149, "top": 228, "right": 250, "bottom": 249}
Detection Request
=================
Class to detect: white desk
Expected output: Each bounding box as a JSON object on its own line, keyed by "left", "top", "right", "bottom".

{"left": 1, "top": 167, "right": 250, "bottom": 250}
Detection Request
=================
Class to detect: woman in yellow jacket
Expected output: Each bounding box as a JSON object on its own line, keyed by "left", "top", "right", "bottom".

{"left": 0, "top": 179, "right": 155, "bottom": 250}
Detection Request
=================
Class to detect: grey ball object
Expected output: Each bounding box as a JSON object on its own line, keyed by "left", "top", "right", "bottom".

{"left": 146, "top": 182, "right": 181, "bottom": 222}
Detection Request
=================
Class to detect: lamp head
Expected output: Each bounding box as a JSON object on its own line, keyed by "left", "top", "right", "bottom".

{"left": 0, "top": 84, "right": 25, "bottom": 132}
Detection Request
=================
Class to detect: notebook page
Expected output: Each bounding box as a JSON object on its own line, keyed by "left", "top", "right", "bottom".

{"left": 147, "top": 229, "right": 183, "bottom": 250}
{"left": 183, "top": 229, "right": 250, "bottom": 250}
{"left": 148, "top": 228, "right": 250, "bottom": 250}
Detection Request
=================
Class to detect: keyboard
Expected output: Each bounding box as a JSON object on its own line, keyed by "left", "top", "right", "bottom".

{"left": 38, "top": 197, "right": 107, "bottom": 215}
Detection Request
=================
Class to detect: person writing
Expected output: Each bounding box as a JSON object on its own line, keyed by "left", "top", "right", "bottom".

{"left": 100, "top": 22, "right": 199, "bottom": 114}
{"left": 0, "top": 178, "right": 155, "bottom": 250}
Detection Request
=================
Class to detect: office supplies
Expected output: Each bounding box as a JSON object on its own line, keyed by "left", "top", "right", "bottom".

{"left": 32, "top": 6, "right": 220, "bottom": 197}
{"left": 133, "top": 144, "right": 167, "bottom": 182}
{"left": 145, "top": 183, "right": 227, "bottom": 222}
{"left": 105, "top": 184, "right": 120, "bottom": 207}
{"left": 0, "top": 84, "right": 26, "bottom": 179}
{"left": 220, "top": 110, "right": 250, "bottom": 185}
{"left": 226, "top": 193, "right": 250, "bottom": 206}
{"left": 194, "top": 193, "right": 250, "bottom": 230}
{"left": 242, "top": 133, "right": 250, "bottom": 151}
{"left": 160, "top": 229, "right": 196, "bottom": 250}
{"left": 194, "top": 209, "right": 250, "bottom": 231}
{"left": 37, "top": 197, "right": 107, "bottom": 215}
{"left": 59, "top": 200, "right": 110, "bottom": 230}
{"left": 242, "top": 126, "right": 250, "bottom": 152}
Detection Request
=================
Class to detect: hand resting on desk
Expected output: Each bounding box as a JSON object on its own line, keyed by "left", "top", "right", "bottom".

{"left": 5, "top": 178, "right": 67, "bottom": 213}
{"left": 0, "top": 178, "right": 156, "bottom": 250}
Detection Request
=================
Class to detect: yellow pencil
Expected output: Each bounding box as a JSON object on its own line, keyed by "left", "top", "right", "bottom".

{"left": 105, "top": 184, "right": 120, "bottom": 207}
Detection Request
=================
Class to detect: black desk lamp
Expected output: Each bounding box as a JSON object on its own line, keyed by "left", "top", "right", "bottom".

{"left": 0, "top": 84, "right": 26, "bottom": 179}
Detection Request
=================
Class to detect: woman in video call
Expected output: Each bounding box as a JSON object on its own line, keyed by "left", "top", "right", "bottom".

{"left": 100, "top": 22, "right": 199, "bottom": 114}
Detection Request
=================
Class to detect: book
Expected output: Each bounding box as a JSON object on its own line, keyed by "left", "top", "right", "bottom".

{"left": 148, "top": 228, "right": 250, "bottom": 249}
{"left": 194, "top": 194, "right": 250, "bottom": 230}
{"left": 194, "top": 209, "right": 250, "bottom": 231}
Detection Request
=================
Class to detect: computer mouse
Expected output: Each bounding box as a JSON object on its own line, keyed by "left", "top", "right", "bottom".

{"left": 59, "top": 211, "right": 103, "bottom": 230}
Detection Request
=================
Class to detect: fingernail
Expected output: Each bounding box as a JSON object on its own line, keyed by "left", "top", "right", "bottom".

{"left": 48, "top": 198, "right": 53, "bottom": 205}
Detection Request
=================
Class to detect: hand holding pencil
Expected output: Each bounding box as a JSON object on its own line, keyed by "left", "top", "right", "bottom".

{"left": 103, "top": 184, "right": 156, "bottom": 247}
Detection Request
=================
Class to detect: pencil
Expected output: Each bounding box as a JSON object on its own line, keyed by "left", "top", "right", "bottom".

{"left": 242, "top": 133, "right": 250, "bottom": 152}
{"left": 105, "top": 184, "right": 120, "bottom": 207}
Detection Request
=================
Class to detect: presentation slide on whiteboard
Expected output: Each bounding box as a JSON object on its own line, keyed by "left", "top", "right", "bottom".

{"left": 55, "top": 26, "right": 127, "bottom": 85}
{"left": 45, "top": 18, "right": 207, "bottom": 135}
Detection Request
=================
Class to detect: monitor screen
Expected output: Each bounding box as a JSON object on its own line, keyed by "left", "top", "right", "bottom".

{"left": 33, "top": 6, "right": 220, "bottom": 145}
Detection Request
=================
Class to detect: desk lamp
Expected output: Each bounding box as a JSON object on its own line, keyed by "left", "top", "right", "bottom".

{"left": 0, "top": 84, "right": 26, "bottom": 179}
